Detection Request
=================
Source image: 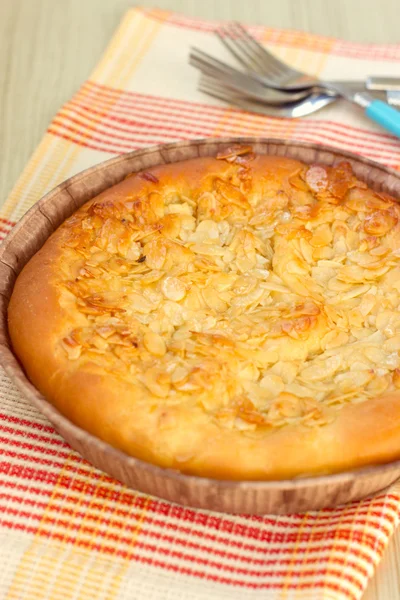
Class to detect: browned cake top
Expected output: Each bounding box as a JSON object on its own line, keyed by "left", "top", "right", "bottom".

{"left": 9, "top": 146, "right": 400, "bottom": 479}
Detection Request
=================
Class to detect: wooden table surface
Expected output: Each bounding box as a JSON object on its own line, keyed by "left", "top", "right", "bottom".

{"left": 1, "top": 1, "right": 399, "bottom": 598}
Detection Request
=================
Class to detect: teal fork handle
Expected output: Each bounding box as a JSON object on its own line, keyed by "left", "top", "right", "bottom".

{"left": 365, "top": 99, "right": 400, "bottom": 138}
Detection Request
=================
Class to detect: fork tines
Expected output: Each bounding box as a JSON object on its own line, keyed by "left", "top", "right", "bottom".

{"left": 217, "top": 22, "right": 299, "bottom": 81}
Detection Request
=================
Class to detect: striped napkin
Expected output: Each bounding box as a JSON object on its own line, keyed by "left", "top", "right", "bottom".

{"left": 1, "top": 8, "right": 400, "bottom": 600}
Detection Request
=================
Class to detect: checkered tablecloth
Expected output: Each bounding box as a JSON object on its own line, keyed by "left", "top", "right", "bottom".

{"left": 1, "top": 7, "right": 400, "bottom": 600}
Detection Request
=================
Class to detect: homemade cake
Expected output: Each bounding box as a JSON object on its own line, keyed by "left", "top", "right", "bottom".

{"left": 8, "top": 146, "right": 400, "bottom": 480}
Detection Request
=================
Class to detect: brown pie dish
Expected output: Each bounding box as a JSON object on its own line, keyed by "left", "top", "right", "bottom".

{"left": 2, "top": 138, "right": 400, "bottom": 513}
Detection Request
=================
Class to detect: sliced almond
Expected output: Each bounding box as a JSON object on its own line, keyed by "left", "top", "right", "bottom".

{"left": 143, "top": 238, "right": 167, "bottom": 269}
{"left": 300, "top": 355, "right": 342, "bottom": 381}
{"left": 383, "top": 335, "right": 400, "bottom": 353}
{"left": 309, "top": 224, "right": 333, "bottom": 248}
{"left": 144, "top": 367, "right": 170, "bottom": 398}
{"left": 202, "top": 287, "right": 228, "bottom": 312}
{"left": 143, "top": 331, "right": 167, "bottom": 356}
{"left": 161, "top": 277, "right": 186, "bottom": 301}
{"left": 259, "top": 373, "right": 285, "bottom": 397}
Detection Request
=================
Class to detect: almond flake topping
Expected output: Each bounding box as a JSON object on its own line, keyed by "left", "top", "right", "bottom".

{"left": 59, "top": 156, "right": 400, "bottom": 431}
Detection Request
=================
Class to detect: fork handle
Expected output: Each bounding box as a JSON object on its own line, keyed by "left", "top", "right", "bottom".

{"left": 365, "top": 100, "right": 400, "bottom": 138}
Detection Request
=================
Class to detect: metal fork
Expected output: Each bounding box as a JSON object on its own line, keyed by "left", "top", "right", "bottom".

{"left": 198, "top": 76, "right": 337, "bottom": 118}
{"left": 387, "top": 91, "right": 400, "bottom": 109}
{"left": 217, "top": 22, "right": 320, "bottom": 91}
{"left": 190, "top": 48, "right": 393, "bottom": 106}
{"left": 190, "top": 48, "right": 316, "bottom": 105}
{"left": 217, "top": 22, "right": 400, "bottom": 137}
{"left": 218, "top": 23, "right": 400, "bottom": 99}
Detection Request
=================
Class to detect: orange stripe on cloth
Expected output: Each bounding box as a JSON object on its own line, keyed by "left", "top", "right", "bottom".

{"left": 1, "top": 137, "right": 81, "bottom": 223}
{"left": 74, "top": 79, "right": 400, "bottom": 147}
{"left": 321, "top": 502, "right": 366, "bottom": 600}
{"left": 48, "top": 108, "right": 400, "bottom": 168}
{"left": 1, "top": 7, "right": 400, "bottom": 600}
{"left": 90, "top": 10, "right": 165, "bottom": 89}
{"left": 64, "top": 84, "right": 400, "bottom": 155}
{"left": 139, "top": 7, "right": 400, "bottom": 61}
{"left": 5, "top": 454, "right": 152, "bottom": 600}
{"left": 271, "top": 44, "right": 333, "bottom": 78}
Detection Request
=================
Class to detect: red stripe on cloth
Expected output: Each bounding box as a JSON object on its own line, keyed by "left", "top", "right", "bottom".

{"left": 0, "top": 226, "right": 12, "bottom": 236}
{"left": 0, "top": 498, "right": 376, "bottom": 578}
{"left": 26, "top": 533, "right": 362, "bottom": 597}
{"left": 45, "top": 130, "right": 132, "bottom": 154}
{"left": 0, "top": 423, "right": 73, "bottom": 450}
{"left": 83, "top": 81, "right": 239, "bottom": 114}
{"left": 0, "top": 449, "right": 68, "bottom": 470}
{"left": 0, "top": 450, "right": 124, "bottom": 486}
{"left": 0, "top": 521, "right": 38, "bottom": 535}
{"left": 0, "top": 426, "right": 64, "bottom": 448}
{"left": 33, "top": 480, "right": 400, "bottom": 529}
{"left": 75, "top": 89, "right": 400, "bottom": 153}
{"left": 47, "top": 128, "right": 133, "bottom": 155}
{"left": 63, "top": 98, "right": 290, "bottom": 140}
{"left": 69, "top": 93, "right": 400, "bottom": 166}
{"left": 52, "top": 99, "right": 400, "bottom": 165}
{"left": 50, "top": 120, "right": 177, "bottom": 149}
{"left": 58, "top": 105, "right": 207, "bottom": 140}
{"left": 0, "top": 494, "right": 51, "bottom": 511}
{"left": 0, "top": 217, "right": 16, "bottom": 226}
{"left": 48, "top": 123, "right": 400, "bottom": 169}
{"left": 124, "top": 558, "right": 354, "bottom": 596}
{"left": 1, "top": 418, "right": 399, "bottom": 528}
{"left": 0, "top": 432, "right": 70, "bottom": 456}
{"left": 51, "top": 117, "right": 183, "bottom": 146}
{"left": 81, "top": 81, "right": 400, "bottom": 148}
{"left": 0, "top": 459, "right": 119, "bottom": 489}
{"left": 150, "top": 491, "right": 397, "bottom": 524}
{"left": 0, "top": 519, "right": 359, "bottom": 597}
{"left": 0, "top": 430, "right": 398, "bottom": 528}
{"left": 0, "top": 503, "right": 369, "bottom": 584}
{"left": 137, "top": 8, "right": 400, "bottom": 62}
{"left": 0, "top": 413, "right": 58, "bottom": 434}
{"left": 0, "top": 512, "right": 368, "bottom": 591}
{"left": 143, "top": 501, "right": 398, "bottom": 533}
{"left": 140, "top": 517, "right": 391, "bottom": 553}
{"left": 0, "top": 446, "right": 397, "bottom": 537}
{"left": 59, "top": 100, "right": 400, "bottom": 160}
{"left": 132, "top": 525, "right": 377, "bottom": 568}
{"left": 0, "top": 465, "right": 395, "bottom": 541}
{"left": 0, "top": 508, "right": 385, "bottom": 573}
{"left": 386, "top": 493, "right": 400, "bottom": 502}
{"left": 0, "top": 416, "right": 399, "bottom": 530}
{"left": 0, "top": 477, "right": 394, "bottom": 551}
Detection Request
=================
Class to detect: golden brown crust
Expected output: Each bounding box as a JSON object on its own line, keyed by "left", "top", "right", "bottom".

{"left": 9, "top": 149, "right": 400, "bottom": 480}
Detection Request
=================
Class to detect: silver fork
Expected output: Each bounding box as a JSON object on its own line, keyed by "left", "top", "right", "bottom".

{"left": 198, "top": 76, "right": 337, "bottom": 118}
{"left": 218, "top": 23, "right": 400, "bottom": 96}
{"left": 387, "top": 91, "right": 400, "bottom": 109}
{"left": 217, "top": 22, "right": 400, "bottom": 137}
{"left": 190, "top": 48, "right": 317, "bottom": 105}
{"left": 217, "top": 22, "right": 319, "bottom": 91}
{"left": 190, "top": 48, "right": 387, "bottom": 106}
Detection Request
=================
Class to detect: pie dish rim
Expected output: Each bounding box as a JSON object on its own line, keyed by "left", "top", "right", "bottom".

{"left": 1, "top": 136, "right": 400, "bottom": 514}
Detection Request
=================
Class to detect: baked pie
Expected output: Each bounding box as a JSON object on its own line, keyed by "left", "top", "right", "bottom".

{"left": 9, "top": 147, "right": 400, "bottom": 480}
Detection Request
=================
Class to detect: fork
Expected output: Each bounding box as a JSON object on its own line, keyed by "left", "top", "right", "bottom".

{"left": 198, "top": 76, "right": 337, "bottom": 118}
{"left": 217, "top": 23, "right": 329, "bottom": 91}
{"left": 218, "top": 23, "right": 400, "bottom": 138}
{"left": 190, "top": 48, "right": 317, "bottom": 105}
{"left": 190, "top": 48, "right": 392, "bottom": 108}
{"left": 218, "top": 24, "right": 393, "bottom": 93}
{"left": 387, "top": 91, "right": 400, "bottom": 109}
{"left": 191, "top": 44, "right": 399, "bottom": 107}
